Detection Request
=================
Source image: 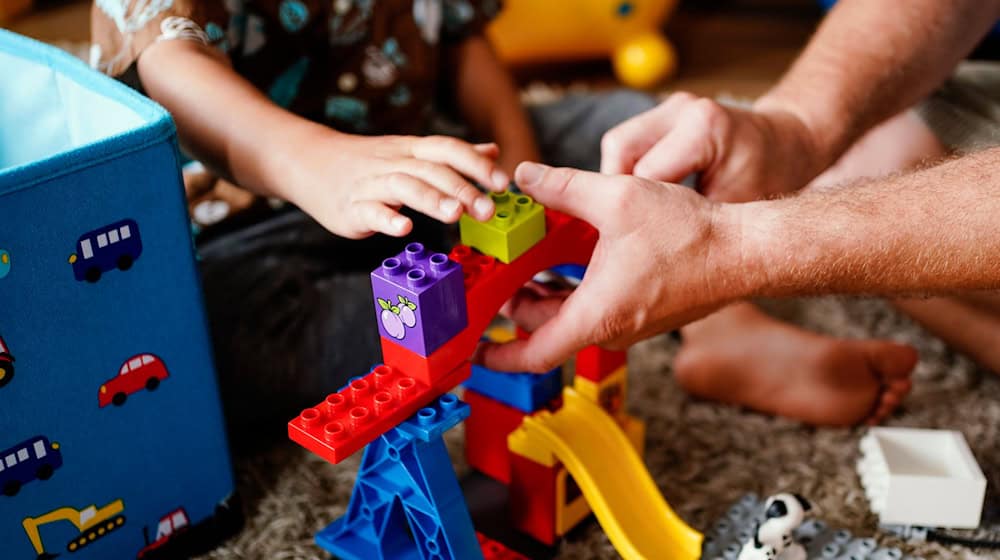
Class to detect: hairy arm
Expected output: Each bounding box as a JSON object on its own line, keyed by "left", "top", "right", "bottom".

{"left": 733, "top": 148, "right": 1000, "bottom": 299}
{"left": 479, "top": 151, "right": 1000, "bottom": 372}
{"left": 451, "top": 36, "right": 540, "bottom": 174}
{"left": 757, "top": 0, "right": 1000, "bottom": 170}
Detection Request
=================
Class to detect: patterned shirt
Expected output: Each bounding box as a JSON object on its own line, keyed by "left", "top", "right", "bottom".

{"left": 91, "top": 0, "right": 501, "bottom": 135}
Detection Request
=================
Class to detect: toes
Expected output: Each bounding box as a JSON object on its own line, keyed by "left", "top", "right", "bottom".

{"left": 870, "top": 342, "right": 919, "bottom": 379}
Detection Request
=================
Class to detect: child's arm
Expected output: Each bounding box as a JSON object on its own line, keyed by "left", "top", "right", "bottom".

{"left": 136, "top": 40, "right": 508, "bottom": 239}
{"left": 451, "top": 35, "right": 541, "bottom": 175}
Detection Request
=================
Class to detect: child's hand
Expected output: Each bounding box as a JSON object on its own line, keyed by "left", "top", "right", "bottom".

{"left": 289, "top": 131, "right": 509, "bottom": 239}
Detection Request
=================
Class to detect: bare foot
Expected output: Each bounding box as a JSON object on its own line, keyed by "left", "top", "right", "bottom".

{"left": 673, "top": 304, "right": 917, "bottom": 426}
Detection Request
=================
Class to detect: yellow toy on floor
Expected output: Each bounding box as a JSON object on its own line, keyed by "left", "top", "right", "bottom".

{"left": 487, "top": 0, "right": 678, "bottom": 89}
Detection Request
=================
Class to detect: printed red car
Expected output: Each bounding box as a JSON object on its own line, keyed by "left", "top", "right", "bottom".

{"left": 99, "top": 353, "right": 169, "bottom": 408}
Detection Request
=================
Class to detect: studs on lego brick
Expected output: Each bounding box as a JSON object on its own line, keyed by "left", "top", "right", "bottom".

{"left": 371, "top": 243, "right": 467, "bottom": 356}
{"left": 459, "top": 190, "right": 546, "bottom": 263}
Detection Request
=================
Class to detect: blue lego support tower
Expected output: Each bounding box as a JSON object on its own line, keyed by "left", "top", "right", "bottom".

{"left": 316, "top": 394, "right": 484, "bottom": 560}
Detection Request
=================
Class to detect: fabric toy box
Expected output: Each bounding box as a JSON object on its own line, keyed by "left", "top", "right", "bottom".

{"left": 0, "top": 30, "right": 239, "bottom": 559}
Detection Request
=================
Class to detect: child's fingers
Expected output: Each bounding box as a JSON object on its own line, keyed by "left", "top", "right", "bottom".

{"left": 410, "top": 136, "right": 510, "bottom": 192}
{"left": 373, "top": 172, "right": 465, "bottom": 224}
{"left": 355, "top": 200, "right": 412, "bottom": 237}
{"left": 474, "top": 142, "right": 501, "bottom": 158}
{"left": 403, "top": 160, "right": 495, "bottom": 222}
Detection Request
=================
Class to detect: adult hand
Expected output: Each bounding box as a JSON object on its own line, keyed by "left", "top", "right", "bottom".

{"left": 600, "top": 92, "right": 828, "bottom": 202}
{"left": 477, "top": 162, "right": 747, "bottom": 373}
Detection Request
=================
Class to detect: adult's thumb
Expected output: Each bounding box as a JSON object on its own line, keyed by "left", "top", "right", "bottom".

{"left": 515, "top": 162, "right": 614, "bottom": 228}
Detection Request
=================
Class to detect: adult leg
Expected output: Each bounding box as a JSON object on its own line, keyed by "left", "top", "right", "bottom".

{"left": 674, "top": 110, "right": 940, "bottom": 426}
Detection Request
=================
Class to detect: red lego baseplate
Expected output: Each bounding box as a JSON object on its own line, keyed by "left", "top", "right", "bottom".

{"left": 288, "top": 362, "right": 471, "bottom": 464}
{"left": 381, "top": 210, "right": 597, "bottom": 384}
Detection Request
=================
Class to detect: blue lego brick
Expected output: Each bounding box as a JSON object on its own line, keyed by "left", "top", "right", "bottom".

{"left": 371, "top": 242, "right": 468, "bottom": 357}
{"left": 702, "top": 494, "right": 921, "bottom": 560}
{"left": 550, "top": 264, "right": 586, "bottom": 281}
{"left": 316, "top": 396, "right": 483, "bottom": 560}
{"left": 397, "top": 394, "right": 471, "bottom": 442}
{"left": 464, "top": 365, "right": 562, "bottom": 413}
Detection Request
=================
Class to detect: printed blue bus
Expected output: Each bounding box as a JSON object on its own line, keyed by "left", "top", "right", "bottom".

{"left": 0, "top": 436, "right": 63, "bottom": 496}
{"left": 68, "top": 219, "right": 143, "bottom": 283}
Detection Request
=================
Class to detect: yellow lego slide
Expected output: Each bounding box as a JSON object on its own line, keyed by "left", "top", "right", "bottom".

{"left": 509, "top": 388, "right": 703, "bottom": 560}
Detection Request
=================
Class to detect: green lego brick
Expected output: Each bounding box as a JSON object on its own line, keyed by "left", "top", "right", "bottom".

{"left": 459, "top": 191, "right": 546, "bottom": 263}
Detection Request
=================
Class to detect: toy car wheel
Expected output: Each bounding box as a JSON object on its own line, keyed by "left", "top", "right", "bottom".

{"left": 85, "top": 267, "right": 101, "bottom": 283}
{"left": 0, "top": 363, "right": 12, "bottom": 388}
{"left": 2, "top": 480, "right": 20, "bottom": 497}
{"left": 117, "top": 254, "right": 134, "bottom": 271}
{"left": 36, "top": 464, "right": 54, "bottom": 480}
{"left": 112, "top": 392, "right": 127, "bottom": 406}
{"left": 146, "top": 377, "right": 160, "bottom": 391}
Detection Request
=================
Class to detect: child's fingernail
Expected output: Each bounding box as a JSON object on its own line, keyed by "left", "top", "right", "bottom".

{"left": 516, "top": 162, "right": 547, "bottom": 187}
{"left": 440, "top": 198, "right": 460, "bottom": 216}
{"left": 474, "top": 197, "right": 494, "bottom": 218}
{"left": 392, "top": 216, "right": 409, "bottom": 232}
{"left": 492, "top": 170, "right": 509, "bottom": 190}
{"left": 476, "top": 142, "right": 497, "bottom": 150}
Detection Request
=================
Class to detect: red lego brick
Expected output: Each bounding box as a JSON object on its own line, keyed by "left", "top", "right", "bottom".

{"left": 574, "top": 345, "right": 627, "bottom": 382}
{"left": 463, "top": 389, "right": 528, "bottom": 484}
{"left": 288, "top": 362, "right": 471, "bottom": 465}
{"left": 381, "top": 210, "right": 596, "bottom": 383}
{"left": 508, "top": 451, "right": 559, "bottom": 546}
{"left": 477, "top": 532, "right": 529, "bottom": 560}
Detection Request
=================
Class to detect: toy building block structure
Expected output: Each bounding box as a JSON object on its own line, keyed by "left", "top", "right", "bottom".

{"left": 379, "top": 210, "right": 597, "bottom": 384}
{"left": 371, "top": 242, "right": 468, "bottom": 359}
{"left": 857, "top": 428, "right": 986, "bottom": 529}
{"left": 464, "top": 388, "right": 531, "bottom": 484}
{"left": 464, "top": 327, "right": 562, "bottom": 414}
{"left": 316, "top": 395, "right": 482, "bottom": 560}
{"left": 508, "top": 387, "right": 702, "bottom": 558}
{"left": 574, "top": 345, "right": 627, "bottom": 382}
{"left": 459, "top": 191, "right": 546, "bottom": 264}
{"left": 289, "top": 363, "right": 471, "bottom": 464}
{"left": 290, "top": 197, "right": 706, "bottom": 560}
{"left": 703, "top": 494, "right": 923, "bottom": 560}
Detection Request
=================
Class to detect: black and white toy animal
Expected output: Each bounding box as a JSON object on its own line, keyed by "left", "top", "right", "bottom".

{"left": 738, "top": 493, "right": 813, "bottom": 560}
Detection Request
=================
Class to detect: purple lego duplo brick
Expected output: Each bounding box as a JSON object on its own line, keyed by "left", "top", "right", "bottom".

{"left": 371, "top": 242, "right": 468, "bottom": 357}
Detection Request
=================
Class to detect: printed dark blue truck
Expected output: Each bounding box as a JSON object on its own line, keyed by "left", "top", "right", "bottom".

{"left": 0, "top": 436, "right": 63, "bottom": 497}
{"left": 69, "top": 219, "right": 142, "bottom": 283}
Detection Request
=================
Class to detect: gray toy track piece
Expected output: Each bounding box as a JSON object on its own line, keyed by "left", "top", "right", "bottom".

{"left": 701, "top": 494, "right": 924, "bottom": 560}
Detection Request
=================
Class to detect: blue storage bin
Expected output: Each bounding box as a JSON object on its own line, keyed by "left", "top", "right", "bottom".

{"left": 0, "top": 30, "right": 239, "bottom": 559}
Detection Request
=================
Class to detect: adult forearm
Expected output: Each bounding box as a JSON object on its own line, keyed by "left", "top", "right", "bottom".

{"left": 136, "top": 40, "right": 325, "bottom": 201}
{"left": 757, "top": 0, "right": 1000, "bottom": 171}
{"left": 730, "top": 148, "right": 1000, "bottom": 300}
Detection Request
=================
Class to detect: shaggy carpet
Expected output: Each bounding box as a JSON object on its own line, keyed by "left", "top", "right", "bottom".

{"left": 198, "top": 297, "right": 1000, "bottom": 560}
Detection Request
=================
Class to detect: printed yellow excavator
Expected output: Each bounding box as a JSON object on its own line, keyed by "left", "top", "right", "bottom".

{"left": 21, "top": 499, "right": 126, "bottom": 559}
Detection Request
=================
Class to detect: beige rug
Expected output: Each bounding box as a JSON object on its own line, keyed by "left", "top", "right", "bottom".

{"left": 199, "top": 296, "right": 1000, "bottom": 560}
